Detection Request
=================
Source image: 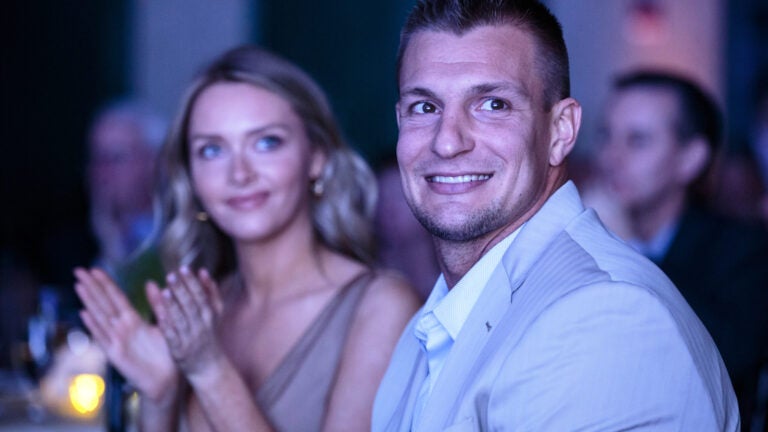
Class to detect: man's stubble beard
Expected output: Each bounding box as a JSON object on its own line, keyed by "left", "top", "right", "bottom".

{"left": 409, "top": 197, "right": 508, "bottom": 243}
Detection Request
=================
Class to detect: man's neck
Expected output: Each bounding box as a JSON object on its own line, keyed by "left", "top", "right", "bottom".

{"left": 434, "top": 239, "right": 488, "bottom": 289}
{"left": 628, "top": 193, "right": 686, "bottom": 242}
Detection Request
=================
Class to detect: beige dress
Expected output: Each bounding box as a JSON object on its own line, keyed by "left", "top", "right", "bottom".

{"left": 255, "top": 271, "right": 374, "bottom": 431}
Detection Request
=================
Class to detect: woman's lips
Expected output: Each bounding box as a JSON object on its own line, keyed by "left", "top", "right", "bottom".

{"left": 225, "top": 192, "right": 269, "bottom": 210}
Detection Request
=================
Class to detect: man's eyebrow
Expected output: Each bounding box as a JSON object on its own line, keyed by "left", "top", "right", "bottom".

{"left": 399, "top": 87, "right": 438, "bottom": 100}
{"left": 400, "top": 82, "right": 532, "bottom": 102}
{"left": 469, "top": 82, "right": 531, "bottom": 101}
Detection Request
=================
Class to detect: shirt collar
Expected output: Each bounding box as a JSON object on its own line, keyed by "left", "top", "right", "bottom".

{"left": 421, "top": 226, "right": 523, "bottom": 341}
{"left": 628, "top": 217, "right": 680, "bottom": 262}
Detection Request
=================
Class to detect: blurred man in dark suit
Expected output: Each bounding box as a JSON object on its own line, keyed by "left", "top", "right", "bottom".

{"left": 596, "top": 70, "right": 768, "bottom": 429}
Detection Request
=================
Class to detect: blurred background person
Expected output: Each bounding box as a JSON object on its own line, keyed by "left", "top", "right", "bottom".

{"left": 592, "top": 69, "right": 768, "bottom": 429}
{"left": 85, "top": 99, "right": 169, "bottom": 323}
{"left": 74, "top": 46, "right": 419, "bottom": 431}
{"left": 0, "top": 99, "right": 168, "bottom": 429}
{"left": 86, "top": 99, "right": 166, "bottom": 272}
{"left": 374, "top": 158, "right": 438, "bottom": 301}
{"left": 38, "top": 99, "right": 167, "bottom": 323}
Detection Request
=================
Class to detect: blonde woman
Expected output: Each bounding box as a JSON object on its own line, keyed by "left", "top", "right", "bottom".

{"left": 74, "top": 46, "right": 419, "bottom": 431}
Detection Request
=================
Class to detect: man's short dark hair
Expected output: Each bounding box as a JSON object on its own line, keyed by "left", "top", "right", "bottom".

{"left": 396, "top": 0, "right": 570, "bottom": 111}
{"left": 613, "top": 70, "right": 722, "bottom": 152}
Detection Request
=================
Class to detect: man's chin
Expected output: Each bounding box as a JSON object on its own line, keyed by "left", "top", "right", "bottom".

{"left": 417, "top": 217, "right": 494, "bottom": 243}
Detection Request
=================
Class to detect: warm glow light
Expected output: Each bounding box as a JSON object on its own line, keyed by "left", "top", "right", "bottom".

{"left": 68, "top": 374, "right": 105, "bottom": 415}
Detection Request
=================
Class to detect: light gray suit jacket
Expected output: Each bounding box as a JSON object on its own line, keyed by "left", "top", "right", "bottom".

{"left": 372, "top": 182, "right": 739, "bottom": 431}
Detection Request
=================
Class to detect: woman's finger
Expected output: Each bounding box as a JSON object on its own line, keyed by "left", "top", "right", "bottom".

{"left": 164, "top": 274, "right": 191, "bottom": 336}
{"left": 145, "top": 280, "right": 166, "bottom": 323}
{"left": 155, "top": 289, "right": 182, "bottom": 352}
{"left": 74, "top": 279, "right": 101, "bottom": 316}
{"left": 198, "top": 268, "right": 223, "bottom": 317}
{"left": 79, "top": 310, "right": 111, "bottom": 348}
{"left": 173, "top": 267, "right": 203, "bottom": 324}
{"left": 75, "top": 282, "right": 115, "bottom": 339}
{"left": 90, "top": 268, "right": 133, "bottom": 312}
{"left": 190, "top": 271, "right": 215, "bottom": 327}
{"left": 74, "top": 267, "right": 117, "bottom": 317}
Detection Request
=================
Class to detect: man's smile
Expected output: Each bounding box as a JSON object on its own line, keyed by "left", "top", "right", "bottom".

{"left": 427, "top": 174, "right": 492, "bottom": 184}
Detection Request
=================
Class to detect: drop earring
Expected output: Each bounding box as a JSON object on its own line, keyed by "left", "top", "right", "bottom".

{"left": 312, "top": 179, "right": 325, "bottom": 197}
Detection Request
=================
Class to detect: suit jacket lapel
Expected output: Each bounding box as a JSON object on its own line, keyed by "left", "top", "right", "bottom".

{"left": 416, "top": 263, "right": 516, "bottom": 431}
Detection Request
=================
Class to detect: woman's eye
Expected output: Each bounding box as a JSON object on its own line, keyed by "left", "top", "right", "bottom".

{"left": 479, "top": 99, "right": 508, "bottom": 111}
{"left": 411, "top": 101, "right": 438, "bottom": 114}
{"left": 197, "top": 142, "right": 222, "bottom": 159}
{"left": 255, "top": 135, "right": 283, "bottom": 151}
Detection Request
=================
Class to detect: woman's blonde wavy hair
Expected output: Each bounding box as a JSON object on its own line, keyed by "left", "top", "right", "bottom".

{"left": 155, "top": 46, "right": 377, "bottom": 280}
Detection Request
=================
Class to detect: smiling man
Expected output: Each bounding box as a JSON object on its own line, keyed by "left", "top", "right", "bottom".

{"left": 372, "top": 1, "right": 739, "bottom": 431}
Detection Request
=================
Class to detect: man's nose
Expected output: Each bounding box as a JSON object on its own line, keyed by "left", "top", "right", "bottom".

{"left": 431, "top": 108, "right": 474, "bottom": 158}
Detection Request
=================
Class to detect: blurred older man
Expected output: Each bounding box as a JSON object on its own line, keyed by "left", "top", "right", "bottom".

{"left": 87, "top": 100, "right": 165, "bottom": 270}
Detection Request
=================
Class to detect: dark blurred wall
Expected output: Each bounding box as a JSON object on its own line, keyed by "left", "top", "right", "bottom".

{"left": 259, "top": 1, "right": 414, "bottom": 165}
{"left": 2, "top": 1, "right": 131, "bottom": 284}
{"left": 726, "top": 0, "right": 768, "bottom": 150}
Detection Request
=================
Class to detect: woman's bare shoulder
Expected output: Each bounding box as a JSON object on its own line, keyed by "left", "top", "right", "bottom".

{"left": 358, "top": 270, "right": 422, "bottom": 321}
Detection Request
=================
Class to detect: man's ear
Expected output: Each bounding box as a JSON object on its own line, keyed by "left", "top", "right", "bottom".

{"left": 395, "top": 102, "right": 402, "bottom": 129}
{"left": 677, "top": 137, "right": 711, "bottom": 183}
{"left": 548, "top": 97, "right": 582, "bottom": 167}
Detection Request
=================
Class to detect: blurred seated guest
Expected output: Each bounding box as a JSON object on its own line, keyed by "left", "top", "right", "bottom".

{"left": 594, "top": 69, "right": 768, "bottom": 428}
{"left": 39, "top": 99, "right": 166, "bottom": 321}
{"left": 374, "top": 159, "right": 438, "bottom": 300}
{"left": 74, "top": 46, "right": 420, "bottom": 431}
{"left": 87, "top": 100, "right": 168, "bottom": 319}
{"left": 86, "top": 99, "right": 166, "bottom": 272}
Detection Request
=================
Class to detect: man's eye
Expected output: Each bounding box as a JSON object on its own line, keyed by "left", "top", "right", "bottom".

{"left": 411, "top": 101, "right": 438, "bottom": 114}
{"left": 255, "top": 135, "right": 283, "bottom": 151}
{"left": 479, "top": 99, "right": 508, "bottom": 111}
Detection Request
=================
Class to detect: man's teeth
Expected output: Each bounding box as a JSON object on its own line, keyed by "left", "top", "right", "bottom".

{"left": 429, "top": 174, "right": 491, "bottom": 184}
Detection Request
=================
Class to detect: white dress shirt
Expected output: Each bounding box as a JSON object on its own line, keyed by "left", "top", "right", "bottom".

{"left": 411, "top": 228, "right": 521, "bottom": 429}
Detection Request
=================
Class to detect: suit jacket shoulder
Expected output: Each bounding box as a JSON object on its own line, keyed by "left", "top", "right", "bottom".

{"left": 372, "top": 183, "right": 740, "bottom": 432}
